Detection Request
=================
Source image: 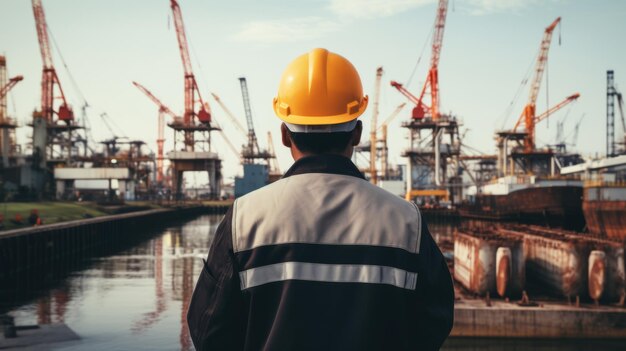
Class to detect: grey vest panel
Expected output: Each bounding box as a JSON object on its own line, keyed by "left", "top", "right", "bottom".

{"left": 232, "top": 173, "right": 422, "bottom": 254}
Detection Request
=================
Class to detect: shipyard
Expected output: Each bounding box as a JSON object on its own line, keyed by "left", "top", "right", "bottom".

{"left": 1, "top": 0, "right": 626, "bottom": 350}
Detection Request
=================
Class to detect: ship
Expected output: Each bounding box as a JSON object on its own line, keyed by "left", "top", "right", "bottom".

{"left": 562, "top": 155, "right": 626, "bottom": 239}
{"left": 461, "top": 174, "right": 584, "bottom": 231}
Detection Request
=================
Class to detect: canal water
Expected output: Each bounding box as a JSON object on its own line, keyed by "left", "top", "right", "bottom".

{"left": 1, "top": 214, "right": 623, "bottom": 350}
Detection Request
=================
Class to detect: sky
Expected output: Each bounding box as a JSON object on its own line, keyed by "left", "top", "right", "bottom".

{"left": 1, "top": 0, "right": 625, "bottom": 184}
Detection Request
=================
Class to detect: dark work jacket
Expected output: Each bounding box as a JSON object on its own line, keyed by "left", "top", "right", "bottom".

{"left": 187, "top": 154, "right": 454, "bottom": 351}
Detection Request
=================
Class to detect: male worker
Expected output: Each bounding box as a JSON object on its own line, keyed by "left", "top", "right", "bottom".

{"left": 187, "top": 48, "right": 454, "bottom": 351}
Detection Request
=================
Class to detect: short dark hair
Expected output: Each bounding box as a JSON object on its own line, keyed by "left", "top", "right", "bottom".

{"left": 288, "top": 130, "right": 354, "bottom": 154}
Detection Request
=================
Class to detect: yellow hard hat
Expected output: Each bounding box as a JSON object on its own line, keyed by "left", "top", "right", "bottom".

{"left": 273, "top": 48, "right": 368, "bottom": 126}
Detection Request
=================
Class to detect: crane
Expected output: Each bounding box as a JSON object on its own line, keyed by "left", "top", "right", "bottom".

{"left": 239, "top": 77, "right": 266, "bottom": 163}
{"left": 390, "top": 0, "right": 448, "bottom": 121}
{"left": 512, "top": 17, "right": 571, "bottom": 153}
{"left": 211, "top": 93, "right": 247, "bottom": 136}
{"left": 607, "top": 70, "right": 626, "bottom": 156}
{"left": 133, "top": 81, "right": 176, "bottom": 184}
{"left": 0, "top": 76, "right": 23, "bottom": 102}
{"left": 370, "top": 67, "right": 383, "bottom": 185}
{"left": 32, "top": 0, "right": 73, "bottom": 123}
{"left": 170, "top": 0, "right": 211, "bottom": 149}
{"left": 267, "top": 131, "right": 281, "bottom": 175}
{"left": 376, "top": 103, "right": 407, "bottom": 179}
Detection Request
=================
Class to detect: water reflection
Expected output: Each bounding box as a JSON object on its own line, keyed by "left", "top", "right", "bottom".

{"left": 5, "top": 214, "right": 221, "bottom": 351}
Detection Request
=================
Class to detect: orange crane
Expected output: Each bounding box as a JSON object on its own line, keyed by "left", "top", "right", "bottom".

{"left": 170, "top": 0, "right": 211, "bottom": 149}
{"left": 512, "top": 17, "right": 579, "bottom": 152}
{"left": 391, "top": 0, "right": 448, "bottom": 121}
{"left": 133, "top": 81, "right": 175, "bottom": 184}
{"left": 0, "top": 75, "right": 23, "bottom": 101}
{"left": 370, "top": 67, "right": 383, "bottom": 185}
{"left": 32, "top": 0, "right": 73, "bottom": 123}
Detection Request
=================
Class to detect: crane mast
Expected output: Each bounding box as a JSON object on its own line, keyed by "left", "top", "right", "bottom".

{"left": 170, "top": 0, "right": 211, "bottom": 149}
{"left": 370, "top": 67, "right": 383, "bottom": 185}
{"left": 32, "top": 0, "right": 73, "bottom": 123}
{"left": 239, "top": 77, "right": 261, "bottom": 163}
{"left": 515, "top": 17, "right": 561, "bottom": 152}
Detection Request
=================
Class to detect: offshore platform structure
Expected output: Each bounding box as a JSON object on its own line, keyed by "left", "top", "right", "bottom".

{"left": 0, "top": 56, "right": 22, "bottom": 169}
{"left": 391, "top": 0, "right": 462, "bottom": 204}
{"left": 606, "top": 70, "right": 625, "bottom": 156}
{"left": 167, "top": 0, "right": 221, "bottom": 199}
{"left": 496, "top": 17, "right": 580, "bottom": 177}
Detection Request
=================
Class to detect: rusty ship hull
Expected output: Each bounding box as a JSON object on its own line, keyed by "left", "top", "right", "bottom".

{"left": 460, "top": 186, "right": 584, "bottom": 231}
{"left": 583, "top": 182, "right": 626, "bottom": 239}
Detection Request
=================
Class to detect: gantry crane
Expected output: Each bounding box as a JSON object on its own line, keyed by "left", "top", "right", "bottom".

{"left": 391, "top": 0, "right": 448, "bottom": 121}
{"left": 239, "top": 77, "right": 272, "bottom": 164}
{"left": 512, "top": 17, "right": 580, "bottom": 153}
{"left": 32, "top": 0, "right": 73, "bottom": 123}
{"left": 170, "top": 0, "right": 211, "bottom": 150}
{"left": 369, "top": 67, "right": 383, "bottom": 185}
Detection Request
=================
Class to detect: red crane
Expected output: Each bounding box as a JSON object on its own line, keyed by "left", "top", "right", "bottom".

{"left": 0, "top": 76, "right": 23, "bottom": 101}
{"left": 512, "top": 17, "right": 579, "bottom": 152}
{"left": 391, "top": 0, "right": 448, "bottom": 121}
{"left": 170, "top": 0, "right": 211, "bottom": 148}
{"left": 32, "top": 0, "right": 73, "bottom": 123}
{"left": 133, "top": 81, "right": 177, "bottom": 184}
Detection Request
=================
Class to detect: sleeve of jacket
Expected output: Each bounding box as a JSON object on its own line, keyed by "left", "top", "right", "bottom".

{"left": 187, "top": 206, "right": 246, "bottom": 351}
{"left": 415, "top": 218, "right": 455, "bottom": 350}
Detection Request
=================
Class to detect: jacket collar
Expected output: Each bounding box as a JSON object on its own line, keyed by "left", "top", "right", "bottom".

{"left": 283, "top": 154, "right": 366, "bottom": 180}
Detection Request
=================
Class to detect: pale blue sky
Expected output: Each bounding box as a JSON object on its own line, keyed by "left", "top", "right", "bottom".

{"left": 1, "top": 0, "right": 625, "bottom": 181}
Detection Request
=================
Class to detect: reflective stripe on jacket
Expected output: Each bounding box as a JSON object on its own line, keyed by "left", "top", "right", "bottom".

{"left": 187, "top": 154, "right": 454, "bottom": 351}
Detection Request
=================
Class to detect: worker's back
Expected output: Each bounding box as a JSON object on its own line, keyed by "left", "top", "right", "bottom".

{"left": 188, "top": 155, "right": 454, "bottom": 351}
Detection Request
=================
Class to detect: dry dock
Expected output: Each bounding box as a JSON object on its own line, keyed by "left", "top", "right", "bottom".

{"left": 452, "top": 295, "right": 626, "bottom": 338}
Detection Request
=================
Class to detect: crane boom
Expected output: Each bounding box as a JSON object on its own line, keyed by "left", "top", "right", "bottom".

{"left": 528, "top": 17, "right": 561, "bottom": 107}
{"left": 427, "top": 0, "right": 448, "bottom": 120}
{"left": 133, "top": 81, "right": 179, "bottom": 184}
{"left": 239, "top": 77, "right": 260, "bottom": 158}
{"left": 211, "top": 93, "right": 247, "bottom": 136}
{"left": 390, "top": 0, "right": 448, "bottom": 121}
{"left": 377, "top": 103, "right": 407, "bottom": 132}
{"left": 32, "top": 0, "right": 72, "bottom": 122}
{"left": 534, "top": 93, "right": 580, "bottom": 124}
{"left": 0, "top": 76, "right": 23, "bottom": 100}
{"left": 514, "top": 17, "right": 563, "bottom": 152}
{"left": 133, "top": 81, "right": 177, "bottom": 118}
{"left": 370, "top": 67, "right": 383, "bottom": 185}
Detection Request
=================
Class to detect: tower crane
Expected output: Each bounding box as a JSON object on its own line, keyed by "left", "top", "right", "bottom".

{"left": 369, "top": 67, "right": 383, "bottom": 185}
{"left": 32, "top": 0, "right": 73, "bottom": 123}
{"left": 0, "top": 76, "right": 23, "bottom": 101}
{"left": 170, "top": 0, "right": 211, "bottom": 149}
{"left": 391, "top": 0, "right": 448, "bottom": 121}
{"left": 512, "top": 17, "right": 579, "bottom": 153}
